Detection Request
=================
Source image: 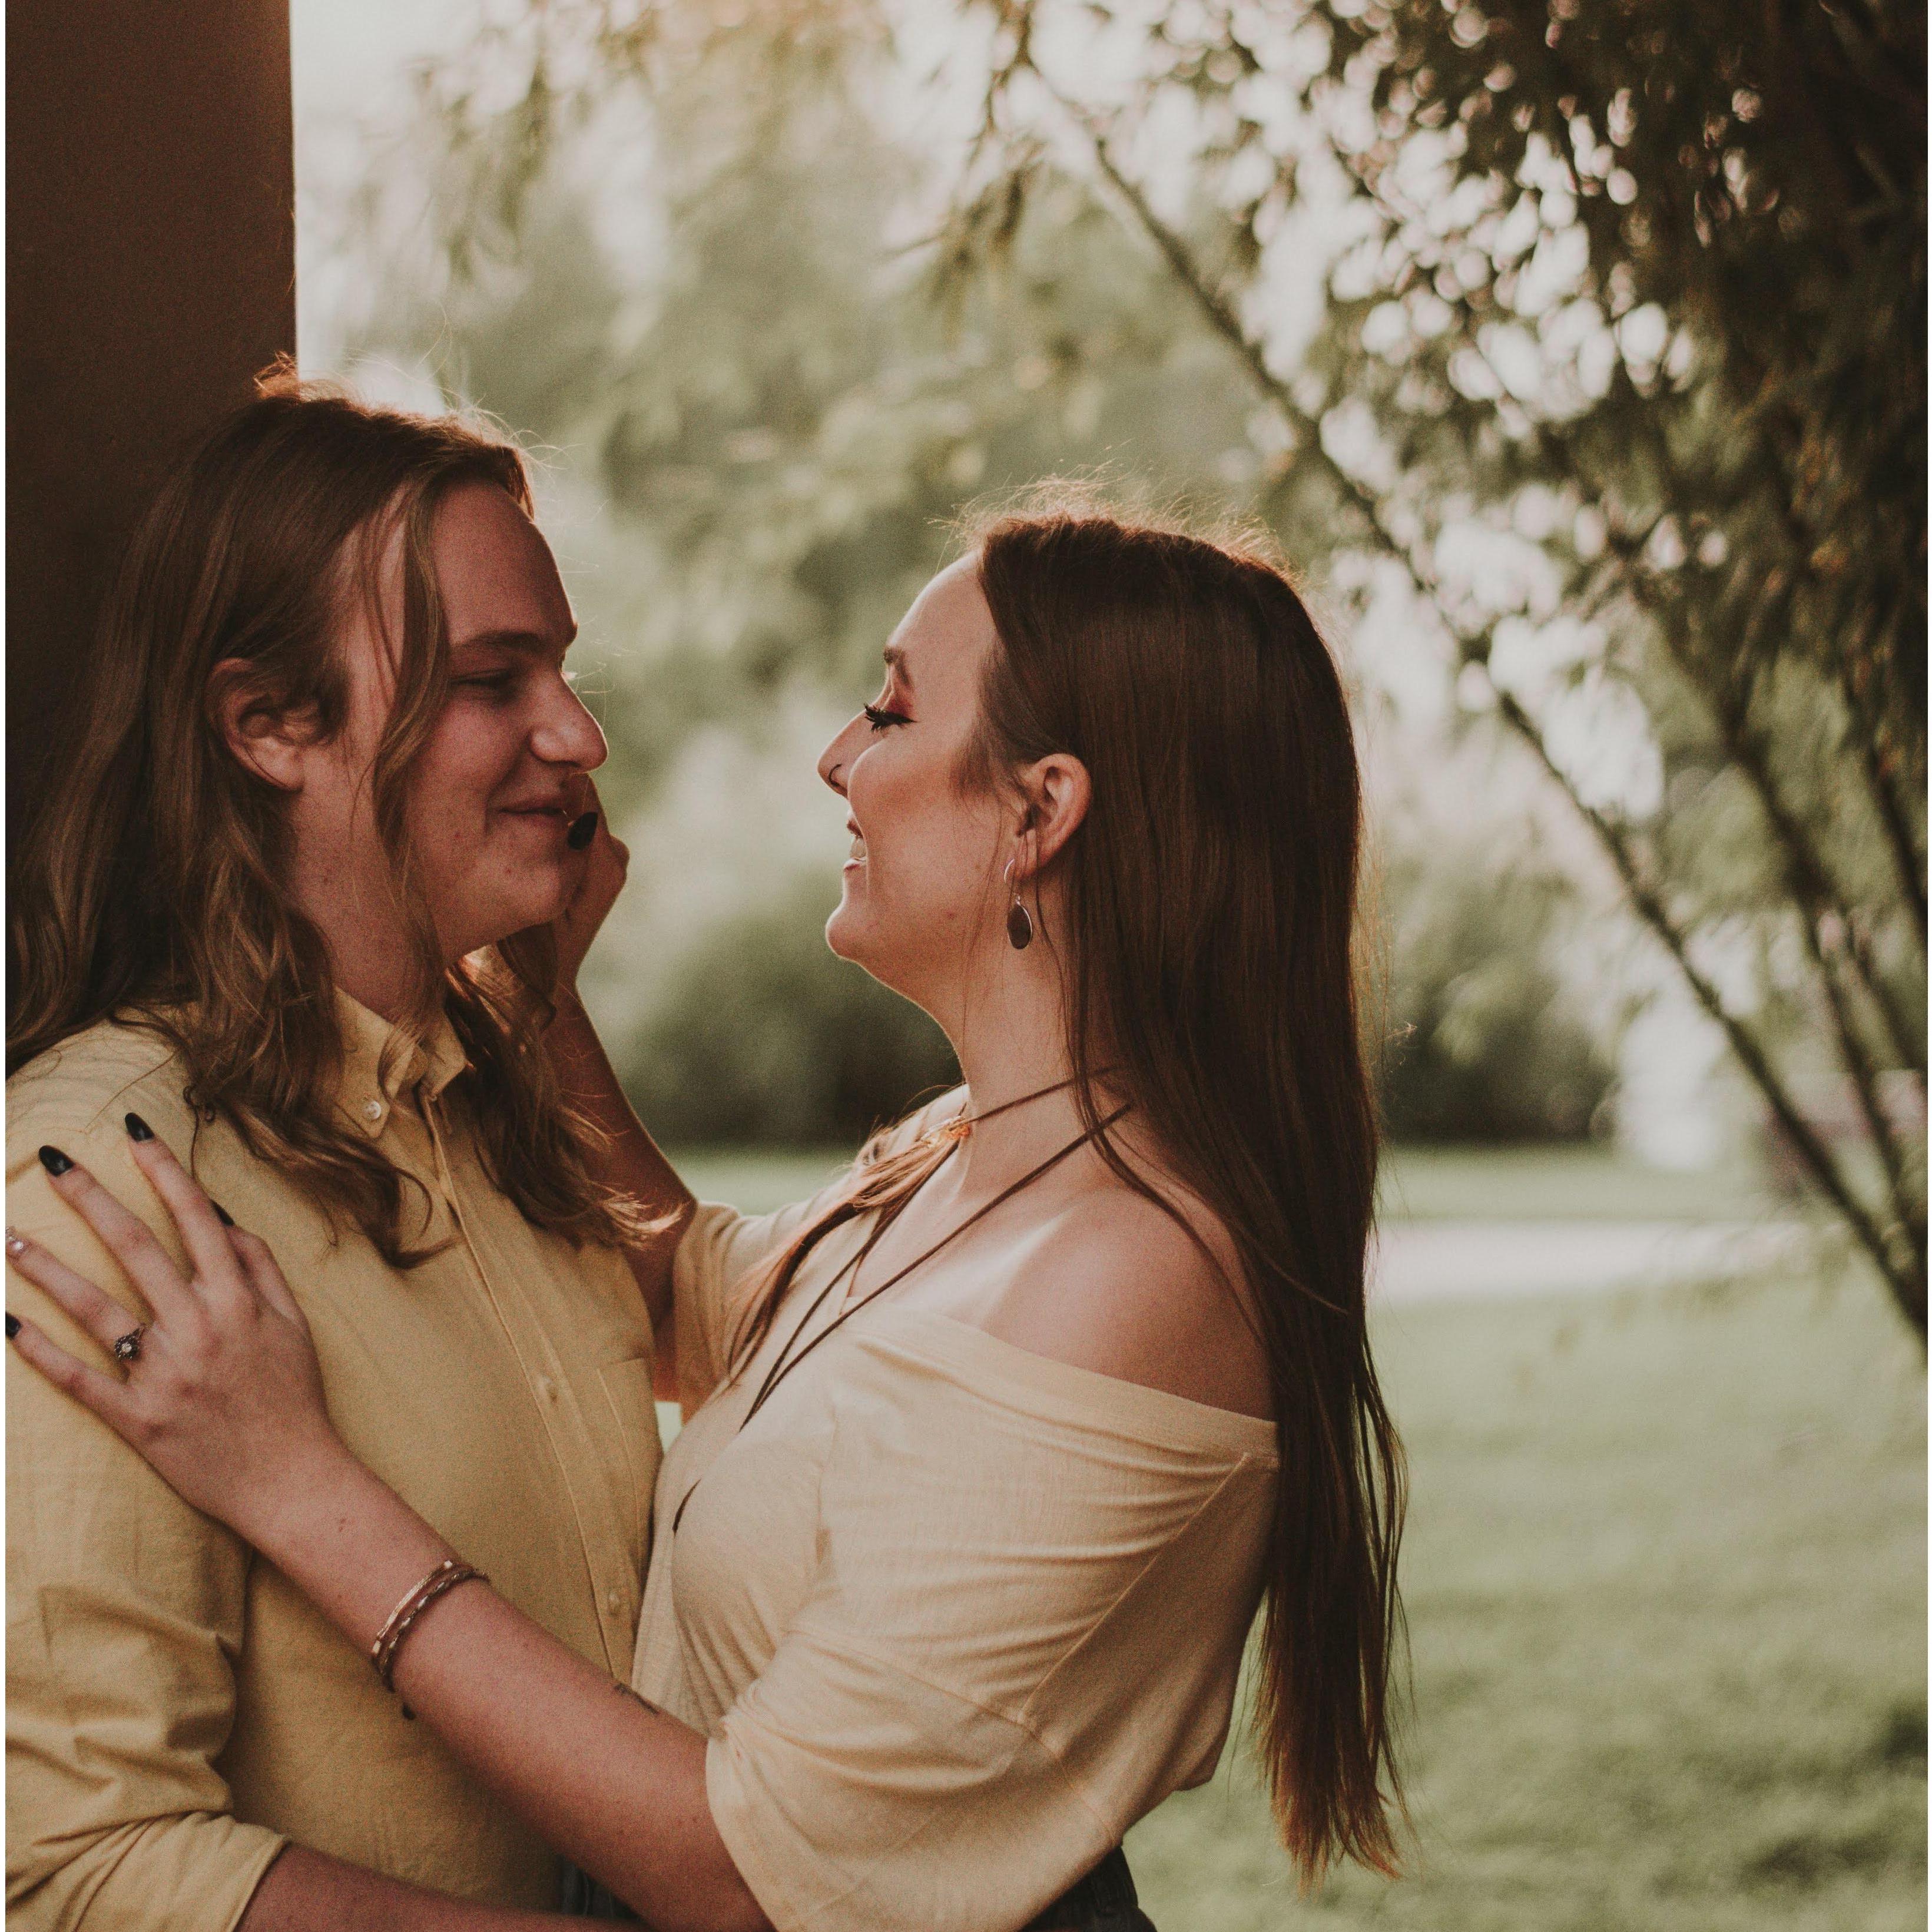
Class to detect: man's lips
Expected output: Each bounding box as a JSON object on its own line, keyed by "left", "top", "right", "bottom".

{"left": 497, "top": 799, "right": 572, "bottom": 829}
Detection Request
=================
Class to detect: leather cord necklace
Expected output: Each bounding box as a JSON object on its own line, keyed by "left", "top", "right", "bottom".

{"left": 670, "top": 1082, "right": 1130, "bottom": 1539}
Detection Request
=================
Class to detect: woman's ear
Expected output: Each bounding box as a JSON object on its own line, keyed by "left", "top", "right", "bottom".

{"left": 1016, "top": 752, "right": 1092, "bottom": 875}
{"left": 208, "top": 659, "right": 312, "bottom": 793}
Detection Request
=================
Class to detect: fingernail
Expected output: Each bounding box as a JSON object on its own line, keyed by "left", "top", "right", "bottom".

{"left": 567, "top": 810, "right": 598, "bottom": 850}
{"left": 37, "top": 1146, "right": 74, "bottom": 1177}
{"left": 125, "top": 1112, "right": 155, "bottom": 1142}
{"left": 5, "top": 1230, "right": 25, "bottom": 1257}
{"left": 5, "top": 1314, "right": 18, "bottom": 1340}
{"left": 213, "top": 1202, "right": 236, "bottom": 1228}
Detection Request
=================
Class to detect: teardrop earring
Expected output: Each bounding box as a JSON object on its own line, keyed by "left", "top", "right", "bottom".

{"left": 1004, "top": 860, "right": 1034, "bottom": 951}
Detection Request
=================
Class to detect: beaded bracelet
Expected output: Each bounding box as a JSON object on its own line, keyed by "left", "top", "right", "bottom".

{"left": 370, "top": 1557, "right": 489, "bottom": 1695}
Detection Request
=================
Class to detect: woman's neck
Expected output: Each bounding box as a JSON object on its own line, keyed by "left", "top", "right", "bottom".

{"left": 946, "top": 953, "right": 1091, "bottom": 1195}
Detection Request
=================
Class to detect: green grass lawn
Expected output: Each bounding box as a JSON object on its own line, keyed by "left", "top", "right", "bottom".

{"left": 1125, "top": 1272, "right": 1926, "bottom": 1931}
{"left": 666, "top": 1142, "right": 1783, "bottom": 1224}
{"left": 1372, "top": 1144, "right": 1777, "bottom": 1222}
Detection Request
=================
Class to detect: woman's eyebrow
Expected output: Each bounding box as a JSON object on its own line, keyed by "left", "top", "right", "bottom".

{"left": 882, "top": 644, "right": 914, "bottom": 689}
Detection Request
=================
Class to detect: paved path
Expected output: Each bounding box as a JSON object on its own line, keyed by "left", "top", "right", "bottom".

{"left": 1370, "top": 1219, "right": 1812, "bottom": 1304}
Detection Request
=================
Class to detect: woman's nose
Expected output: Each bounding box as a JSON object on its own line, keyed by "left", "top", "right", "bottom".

{"left": 533, "top": 675, "right": 609, "bottom": 773}
{"left": 817, "top": 718, "right": 861, "bottom": 796}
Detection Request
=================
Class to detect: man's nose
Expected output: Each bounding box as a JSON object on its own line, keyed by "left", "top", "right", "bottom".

{"left": 533, "top": 677, "right": 608, "bottom": 771}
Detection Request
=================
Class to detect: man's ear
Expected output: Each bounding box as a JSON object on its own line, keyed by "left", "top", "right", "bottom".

{"left": 1016, "top": 752, "right": 1092, "bottom": 875}
{"left": 208, "top": 658, "right": 313, "bottom": 793}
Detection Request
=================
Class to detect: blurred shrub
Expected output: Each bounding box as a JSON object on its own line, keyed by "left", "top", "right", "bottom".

{"left": 1379, "top": 864, "right": 1615, "bottom": 1144}
{"left": 621, "top": 860, "right": 1611, "bottom": 1148}
{"left": 622, "top": 881, "right": 958, "bottom": 1146}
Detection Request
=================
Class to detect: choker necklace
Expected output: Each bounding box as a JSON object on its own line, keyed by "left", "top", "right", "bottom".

{"left": 927, "top": 1072, "right": 1086, "bottom": 1145}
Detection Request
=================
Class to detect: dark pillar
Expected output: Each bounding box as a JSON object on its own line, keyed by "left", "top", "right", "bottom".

{"left": 7, "top": 0, "right": 295, "bottom": 827}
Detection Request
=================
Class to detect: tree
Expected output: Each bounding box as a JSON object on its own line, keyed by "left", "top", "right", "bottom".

{"left": 326, "top": 0, "right": 1920, "bottom": 1289}
{"left": 942, "top": 0, "right": 1926, "bottom": 1333}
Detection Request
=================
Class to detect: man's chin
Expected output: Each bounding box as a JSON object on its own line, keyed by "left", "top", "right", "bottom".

{"left": 444, "top": 893, "right": 571, "bottom": 965}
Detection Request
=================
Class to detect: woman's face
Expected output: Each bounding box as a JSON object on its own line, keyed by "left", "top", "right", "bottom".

{"left": 817, "top": 557, "right": 1012, "bottom": 1010}
{"left": 308, "top": 482, "right": 608, "bottom": 963}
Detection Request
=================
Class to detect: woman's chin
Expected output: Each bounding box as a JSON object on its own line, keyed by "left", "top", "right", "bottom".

{"left": 825, "top": 884, "right": 896, "bottom": 974}
{"left": 823, "top": 896, "right": 863, "bottom": 963}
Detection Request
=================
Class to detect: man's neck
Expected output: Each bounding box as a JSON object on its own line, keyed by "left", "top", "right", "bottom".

{"left": 287, "top": 846, "right": 443, "bottom": 1027}
{"left": 304, "top": 899, "right": 430, "bottom": 1028}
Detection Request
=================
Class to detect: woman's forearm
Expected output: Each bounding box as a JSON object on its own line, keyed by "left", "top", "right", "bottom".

{"left": 546, "top": 994, "right": 694, "bottom": 1344}
{"left": 260, "top": 1459, "right": 767, "bottom": 1932}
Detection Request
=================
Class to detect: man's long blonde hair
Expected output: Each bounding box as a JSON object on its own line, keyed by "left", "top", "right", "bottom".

{"left": 8, "top": 367, "right": 639, "bottom": 1263}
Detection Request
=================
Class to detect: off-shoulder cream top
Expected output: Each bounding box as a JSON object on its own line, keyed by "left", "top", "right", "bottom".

{"left": 631, "top": 1126, "right": 1278, "bottom": 1932}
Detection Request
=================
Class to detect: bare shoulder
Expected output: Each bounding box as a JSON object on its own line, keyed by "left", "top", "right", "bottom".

{"left": 980, "top": 1175, "right": 1273, "bottom": 1423}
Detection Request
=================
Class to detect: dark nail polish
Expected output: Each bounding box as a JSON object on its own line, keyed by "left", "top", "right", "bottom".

{"left": 213, "top": 1202, "right": 236, "bottom": 1228}
{"left": 6, "top": 1314, "right": 19, "bottom": 1340}
{"left": 566, "top": 810, "right": 598, "bottom": 851}
{"left": 37, "top": 1146, "right": 74, "bottom": 1177}
{"left": 124, "top": 1112, "right": 155, "bottom": 1142}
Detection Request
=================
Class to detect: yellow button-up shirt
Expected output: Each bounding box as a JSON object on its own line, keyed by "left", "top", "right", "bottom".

{"left": 6, "top": 999, "right": 661, "bottom": 1930}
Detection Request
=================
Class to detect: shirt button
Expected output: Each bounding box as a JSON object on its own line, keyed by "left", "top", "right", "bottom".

{"left": 535, "top": 1374, "right": 556, "bottom": 1402}
{"left": 362, "top": 1098, "right": 385, "bottom": 1124}
{"left": 606, "top": 1588, "right": 623, "bottom": 1615}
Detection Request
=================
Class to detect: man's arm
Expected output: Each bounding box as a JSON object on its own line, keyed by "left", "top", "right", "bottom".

{"left": 8, "top": 1123, "right": 589, "bottom": 1932}
{"left": 6, "top": 1120, "right": 290, "bottom": 1932}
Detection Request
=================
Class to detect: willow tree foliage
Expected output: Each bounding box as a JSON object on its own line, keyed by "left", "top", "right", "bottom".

{"left": 942, "top": 0, "right": 1926, "bottom": 1331}
{"left": 382, "top": 0, "right": 1922, "bottom": 1327}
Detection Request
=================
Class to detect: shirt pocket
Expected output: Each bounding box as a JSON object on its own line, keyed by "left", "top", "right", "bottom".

{"left": 597, "top": 1348, "right": 661, "bottom": 1563}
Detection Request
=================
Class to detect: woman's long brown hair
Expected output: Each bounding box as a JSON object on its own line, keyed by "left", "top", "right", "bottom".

{"left": 729, "top": 494, "right": 1405, "bottom": 1882}
{"left": 8, "top": 367, "right": 639, "bottom": 1262}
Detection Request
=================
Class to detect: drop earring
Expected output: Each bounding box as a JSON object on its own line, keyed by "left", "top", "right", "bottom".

{"left": 1004, "top": 860, "right": 1034, "bottom": 951}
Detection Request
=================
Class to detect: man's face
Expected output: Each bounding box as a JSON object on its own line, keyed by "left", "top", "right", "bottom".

{"left": 291, "top": 482, "right": 608, "bottom": 975}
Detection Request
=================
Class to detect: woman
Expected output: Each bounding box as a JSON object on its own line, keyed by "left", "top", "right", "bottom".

{"left": 9, "top": 502, "right": 1407, "bottom": 1931}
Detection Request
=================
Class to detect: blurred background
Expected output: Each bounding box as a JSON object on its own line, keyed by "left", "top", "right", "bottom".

{"left": 287, "top": 1, "right": 1924, "bottom": 1924}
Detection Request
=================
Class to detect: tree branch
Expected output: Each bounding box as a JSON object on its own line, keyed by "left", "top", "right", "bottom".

{"left": 1029, "top": 89, "right": 1924, "bottom": 1331}
{"left": 1323, "top": 112, "right": 1928, "bottom": 1059}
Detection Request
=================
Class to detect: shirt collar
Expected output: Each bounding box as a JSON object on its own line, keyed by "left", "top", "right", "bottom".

{"left": 336, "top": 991, "right": 469, "bottom": 1136}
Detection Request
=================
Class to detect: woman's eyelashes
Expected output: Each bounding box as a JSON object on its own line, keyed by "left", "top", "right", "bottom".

{"left": 863, "top": 701, "right": 913, "bottom": 731}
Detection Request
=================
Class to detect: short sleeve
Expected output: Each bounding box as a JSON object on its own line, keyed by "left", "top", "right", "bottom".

{"left": 672, "top": 1195, "right": 831, "bottom": 1415}
{"left": 700, "top": 1320, "right": 1274, "bottom": 1932}
{"left": 7, "top": 1108, "right": 289, "bottom": 1931}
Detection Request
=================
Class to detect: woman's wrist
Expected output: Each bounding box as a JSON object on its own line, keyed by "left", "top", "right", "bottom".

{"left": 244, "top": 1451, "right": 456, "bottom": 1651}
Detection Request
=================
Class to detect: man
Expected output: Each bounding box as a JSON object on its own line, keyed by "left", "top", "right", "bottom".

{"left": 8, "top": 379, "right": 685, "bottom": 1928}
